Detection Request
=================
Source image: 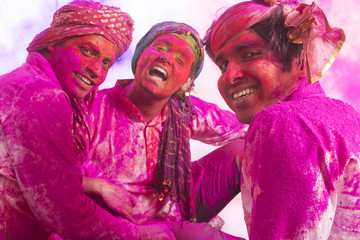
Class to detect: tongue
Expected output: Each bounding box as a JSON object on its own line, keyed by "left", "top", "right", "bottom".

{"left": 149, "top": 69, "right": 165, "bottom": 81}
{"left": 150, "top": 75, "right": 164, "bottom": 82}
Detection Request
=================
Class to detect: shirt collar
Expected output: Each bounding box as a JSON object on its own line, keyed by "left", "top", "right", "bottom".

{"left": 114, "top": 79, "right": 169, "bottom": 124}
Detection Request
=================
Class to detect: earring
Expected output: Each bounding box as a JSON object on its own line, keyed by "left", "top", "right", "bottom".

{"left": 182, "top": 77, "right": 194, "bottom": 97}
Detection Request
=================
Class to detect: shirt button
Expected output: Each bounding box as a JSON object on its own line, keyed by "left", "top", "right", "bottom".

{"left": 149, "top": 145, "right": 153, "bottom": 149}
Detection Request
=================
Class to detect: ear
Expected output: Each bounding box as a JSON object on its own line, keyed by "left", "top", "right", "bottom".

{"left": 181, "top": 76, "right": 194, "bottom": 92}
{"left": 299, "top": 67, "right": 307, "bottom": 78}
{"left": 293, "top": 57, "right": 307, "bottom": 78}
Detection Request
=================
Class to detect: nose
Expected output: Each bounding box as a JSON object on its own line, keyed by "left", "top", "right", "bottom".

{"left": 158, "top": 54, "right": 171, "bottom": 65}
{"left": 86, "top": 60, "right": 103, "bottom": 81}
{"left": 223, "top": 61, "right": 246, "bottom": 85}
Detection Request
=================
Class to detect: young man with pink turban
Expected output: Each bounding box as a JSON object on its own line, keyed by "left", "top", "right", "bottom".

{"left": 204, "top": 0, "right": 359, "bottom": 239}
{"left": 0, "top": 1, "right": 173, "bottom": 239}
{"left": 84, "top": 21, "right": 246, "bottom": 239}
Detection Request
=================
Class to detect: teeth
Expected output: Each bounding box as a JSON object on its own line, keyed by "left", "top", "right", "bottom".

{"left": 233, "top": 87, "right": 257, "bottom": 99}
{"left": 75, "top": 72, "right": 92, "bottom": 86}
{"left": 152, "top": 66, "right": 167, "bottom": 79}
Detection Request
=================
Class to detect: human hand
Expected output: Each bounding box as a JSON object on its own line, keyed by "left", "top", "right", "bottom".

{"left": 140, "top": 224, "right": 175, "bottom": 240}
{"left": 83, "top": 176, "right": 136, "bottom": 222}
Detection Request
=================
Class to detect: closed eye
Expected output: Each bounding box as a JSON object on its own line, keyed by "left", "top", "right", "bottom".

{"left": 175, "top": 53, "right": 185, "bottom": 65}
{"left": 154, "top": 46, "right": 167, "bottom": 53}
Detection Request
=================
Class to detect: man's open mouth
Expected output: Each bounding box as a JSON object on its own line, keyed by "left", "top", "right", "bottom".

{"left": 149, "top": 66, "right": 168, "bottom": 81}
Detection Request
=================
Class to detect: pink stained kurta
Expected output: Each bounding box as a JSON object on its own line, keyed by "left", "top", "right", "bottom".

{"left": 87, "top": 80, "right": 246, "bottom": 224}
{"left": 241, "top": 81, "right": 360, "bottom": 239}
{"left": 0, "top": 52, "right": 143, "bottom": 240}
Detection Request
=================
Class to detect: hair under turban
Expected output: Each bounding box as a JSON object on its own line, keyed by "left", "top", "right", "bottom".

{"left": 131, "top": 21, "right": 204, "bottom": 81}
{"left": 205, "top": 0, "right": 345, "bottom": 83}
{"left": 27, "top": 0, "right": 134, "bottom": 58}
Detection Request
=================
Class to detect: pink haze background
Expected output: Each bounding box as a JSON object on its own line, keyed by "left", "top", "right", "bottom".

{"left": 1, "top": 0, "right": 359, "bottom": 238}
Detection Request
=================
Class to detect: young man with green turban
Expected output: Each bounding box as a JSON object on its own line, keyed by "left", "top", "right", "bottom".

{"left": 84, "top": 21, "right": 247, "bottom": 239}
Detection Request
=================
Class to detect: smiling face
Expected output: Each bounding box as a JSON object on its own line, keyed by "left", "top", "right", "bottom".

{"left": 215, "top": 30, "right": 302, "bottom": 124}
{"left": 132, "top": 34, "right": 195, "bottom": 101}
{"left": 47, "top": 34, "right": 117, "bottom": 99}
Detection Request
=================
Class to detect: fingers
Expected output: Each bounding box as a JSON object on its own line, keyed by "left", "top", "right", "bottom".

{"left": 113, "top": 188, "right": 136, "bottom": 211}
{"left": 119, "top": 209, "right": 136, "bottom": 223}
{"left": 109, "top": 192, "right": 136, "bottom": 222}
{"left": 141, "top": 224, "right": 176, "bottom": 240}
{"left": 94, "top": 179, "right": 138, "bottom": 222}
{"left": 106, "top": 199, "right": 136, "bottom": 223}
{"left": 122, "top": 200, "right": 134, "bottom": 216}
{"left": 128, "top": 192, "right": 136, "bottom": 207}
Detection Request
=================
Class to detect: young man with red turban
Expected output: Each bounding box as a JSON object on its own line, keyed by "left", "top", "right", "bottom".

{"left": 204, "top": 0, "right": 359, "bottom": 239}
{"left": 0, "top": 1, "right": 172, "bottom": 239}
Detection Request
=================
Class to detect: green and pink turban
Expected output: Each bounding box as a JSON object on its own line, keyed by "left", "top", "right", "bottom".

{"left": 205, "top": 0, "right": 345, "bottom": 83}
{"left": 131, "top": 21, "right": 204, "bottom": 81}
{"left": 27, "top": 0, "right": 134, "bottom": 58}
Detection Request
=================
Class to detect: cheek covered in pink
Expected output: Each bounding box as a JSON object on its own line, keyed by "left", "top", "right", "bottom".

{"left": 66, "top": 49, "right": 83, "bottom": 67}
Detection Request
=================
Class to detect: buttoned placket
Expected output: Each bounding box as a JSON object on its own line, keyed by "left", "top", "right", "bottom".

{"left": 143, "top": 105, "right": 169, "bottom": 182}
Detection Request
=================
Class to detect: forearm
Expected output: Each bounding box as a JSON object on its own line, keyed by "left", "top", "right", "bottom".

{"left": 193, "top": 140, "right": 242, "bottom": 222}
{"left": 83, "top": 176, "right": 103, "bottom": 195}
{"left": 190, "top": 96, "right": 246, "bottom": 145}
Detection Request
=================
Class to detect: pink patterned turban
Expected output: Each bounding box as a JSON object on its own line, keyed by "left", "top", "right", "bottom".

{"left": 27, "top": 0, "right": 134, "bottom": 58}
{"left": 205, "top": 0, "right": 345, "bottom": 83}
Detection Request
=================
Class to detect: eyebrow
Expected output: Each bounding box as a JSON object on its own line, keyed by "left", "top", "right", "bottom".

{"left": 154, "top": 38, "right": 193, "bottom": 61}
{"left": 214, "top": 40, "right": 266, "bottom": 63}
{"left": 83, "top": 41, "right": 116, "bottom": 62}
{"left": 79, "top": 41, "right": 100, "bottom": 55}
{"left": 153, "top": 39, "right": 172, "bottom": 48}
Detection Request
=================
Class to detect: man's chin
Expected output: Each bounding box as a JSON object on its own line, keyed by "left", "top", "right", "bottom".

{"left": 236, "top": 111, "right": 253, "bottom": 124}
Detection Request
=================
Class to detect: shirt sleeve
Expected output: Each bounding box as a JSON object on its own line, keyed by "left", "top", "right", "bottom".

{"left": 244, "top": 109, "right": 334, "bottom": 240}
{"left": 4, "top": 87, "right": 141, "bottom": 239}
{"left": 83, "top": 93, "right": 109, "bottom": 179}
{"left": 189, "top": 96, "right": 247, "bottom": 145}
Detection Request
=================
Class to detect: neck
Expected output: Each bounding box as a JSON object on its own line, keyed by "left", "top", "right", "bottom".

{"left": 124, "top": 82, "right": 170, "bottom": 122}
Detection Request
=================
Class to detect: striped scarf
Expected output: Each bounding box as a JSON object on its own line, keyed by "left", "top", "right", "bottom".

{"left": 70, "top": 94, "right": 94, "bottom": 165}
{"left": 154, "top": 95, "right": 196, "bottom": 221}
